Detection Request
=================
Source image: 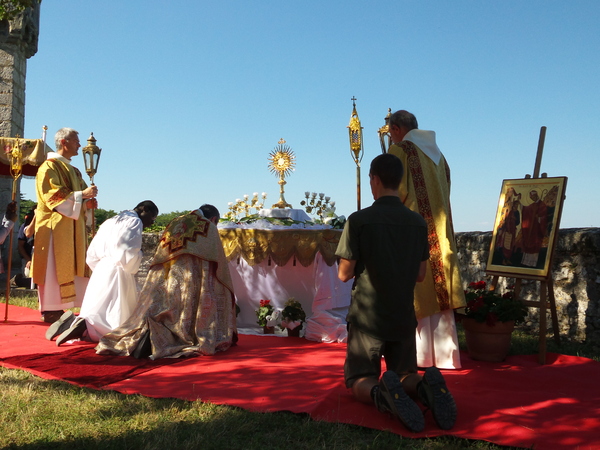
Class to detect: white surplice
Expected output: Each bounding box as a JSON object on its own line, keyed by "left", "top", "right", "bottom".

{"left": 79, "top": 210, "right": 143, "bottom": 342}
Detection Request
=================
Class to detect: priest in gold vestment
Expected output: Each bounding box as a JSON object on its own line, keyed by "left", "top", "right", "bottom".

{"left": 388, "top": 110, "right": 465, "bottom": 369}
{"left": 96, "top": 206, "right": 238, "bottom": 359}
{"left": 33, "top": 128, "right": 98, "bottom": 324}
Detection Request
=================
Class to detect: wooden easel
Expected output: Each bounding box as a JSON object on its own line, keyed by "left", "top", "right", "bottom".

{"left": 486, "top": 126, "right": 562, "bottom": 365}
{"left": 486, "top": 271, "right": 560, "bottom": 365}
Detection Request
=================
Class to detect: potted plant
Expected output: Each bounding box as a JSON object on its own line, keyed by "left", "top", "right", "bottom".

{"left": 279, "top": 297, "right": 306, "bottom": 337}
{"left": 460, "top": 281, "right": 528, "bottom": 362}
{"left": 255, "top": 299, "right": 280, "bottom": 334}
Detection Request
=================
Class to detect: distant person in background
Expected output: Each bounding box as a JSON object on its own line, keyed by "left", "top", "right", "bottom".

{"left": 14, "top": 206, "right": 36, "bottom": 288}
{"left": 388, "top": 110, "right": 465, "bottom": 370}
{"left": 96, "top": 205, "right": 237, "bottom": 359}
{"left": 32, "top": 128, "right": 98, "bottom": 324}
{"left": 50, "top": 201, "right": 159, "bottom": 345}
{"left": 0, "top": 201, "right": 17, "bottom": 274}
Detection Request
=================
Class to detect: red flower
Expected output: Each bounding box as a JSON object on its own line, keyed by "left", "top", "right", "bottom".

{"left": 468, "top": 281, "right": 486, "bottom": 290}
{"left": 259, "top": 299, "right": 270, "bottom": 307}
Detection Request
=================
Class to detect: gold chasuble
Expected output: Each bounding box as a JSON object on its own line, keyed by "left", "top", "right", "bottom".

{"left": 389, "top": 141, "right": 466, "bottom": 320}
{"left": 33, "top": 158, "right": 89, "bottom": 302}
{"left": 96, "top": 211, "right": 237, "bottom": 359}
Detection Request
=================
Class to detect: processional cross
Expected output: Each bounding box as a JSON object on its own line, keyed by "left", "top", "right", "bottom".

{"left": 1, "top": 132, "right": 51, "bottom": 321}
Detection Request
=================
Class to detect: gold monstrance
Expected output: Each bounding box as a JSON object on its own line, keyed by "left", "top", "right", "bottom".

{"left": 268, "top": 138, "right": 295, "bottom": 209}
{"left": 82, "top": 133, "right": 102, "bottom": 236}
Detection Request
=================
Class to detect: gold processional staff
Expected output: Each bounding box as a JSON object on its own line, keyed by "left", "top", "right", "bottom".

{"left": 347, "top": 97, "right": 364, "bottom": 211}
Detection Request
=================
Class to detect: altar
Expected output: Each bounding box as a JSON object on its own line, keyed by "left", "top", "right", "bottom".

{"left": 218, "top": 214, "right": 351, "bottom": 343}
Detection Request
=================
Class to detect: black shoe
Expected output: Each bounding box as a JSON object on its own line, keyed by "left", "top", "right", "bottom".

{"left": 45, "top": 311, "right": 75, "bottom": 340}
{"left": 56, "top": 317, "right": 87, "bottom": 346}
{"left": 41, "top": 310, "right": 65, "bottom": 324}
{"left": 377, "top": 370, "right": 424, "bottom": 432}
{"left": 418, "top": 367, "right": 457, "bottom": 430}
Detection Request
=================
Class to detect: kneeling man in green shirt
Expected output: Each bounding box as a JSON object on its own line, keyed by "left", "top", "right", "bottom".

{"left": 336, "top": 153, "right": 457, "bottom": 432}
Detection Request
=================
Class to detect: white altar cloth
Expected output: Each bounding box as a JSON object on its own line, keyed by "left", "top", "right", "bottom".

{"left": 229, "top": 252, "right": 351, "bottom": 342}
{"left": 258, "top": 208, "right": 312, "bottom": 222}
{"left": 219, "top": 211, "right": 351, "bottom": 342}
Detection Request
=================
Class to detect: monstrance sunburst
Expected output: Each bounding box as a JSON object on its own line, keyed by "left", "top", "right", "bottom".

{"left": 268, "top": 138, "right": 295, "bottom": 209}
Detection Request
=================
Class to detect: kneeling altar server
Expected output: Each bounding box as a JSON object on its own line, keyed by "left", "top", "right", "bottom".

{"left": 49, "top": 201, "right": 159, "bottom": 344}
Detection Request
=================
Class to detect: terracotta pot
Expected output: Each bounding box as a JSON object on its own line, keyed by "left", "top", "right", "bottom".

{"left": 286, "top": 325, "right": 302, "bottom": 337}
{"left": 263, "top": 326, "right": 275, "bottom": 334}
{"left": 462, "top": 318, "right": 515, "bottom": 362}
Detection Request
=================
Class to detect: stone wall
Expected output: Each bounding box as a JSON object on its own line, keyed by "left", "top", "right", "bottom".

{"left": 456, "top": 228, "right": 600, "bottom": 347}
{"left": 139, "top": 227, "right": 600, "bottom": 346}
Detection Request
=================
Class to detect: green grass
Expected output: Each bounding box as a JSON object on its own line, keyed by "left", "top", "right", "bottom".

{"left": 1, "top": 295, "right": 596, "bottom": 449}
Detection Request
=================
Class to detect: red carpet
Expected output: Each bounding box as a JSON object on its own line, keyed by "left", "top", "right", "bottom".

{"left": 2, "top": 304, "right": 599, "bottom": 449}
{"left": 1, "top": 346, "right": 178, "bottom": 388}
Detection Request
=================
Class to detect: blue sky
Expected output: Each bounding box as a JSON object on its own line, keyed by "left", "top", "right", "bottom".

{"left": 20, "top": 1, "right": 599, "bottom": 231}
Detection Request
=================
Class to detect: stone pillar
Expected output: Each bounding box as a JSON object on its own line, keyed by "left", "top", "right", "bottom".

{"left": 0, "top": 3, "right": 40, "bottom": 267}
{"left": 0, "top": 2, "right": 40, "bottom": 136}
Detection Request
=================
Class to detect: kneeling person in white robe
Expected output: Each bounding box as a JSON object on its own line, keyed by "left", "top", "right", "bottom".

{"left": 49, "top": 200, "right": 159, "bottom": 345}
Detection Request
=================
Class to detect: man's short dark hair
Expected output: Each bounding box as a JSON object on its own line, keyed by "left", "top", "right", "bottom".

{"left": 370, "top": 154, "right": 404, "bottom": 190}
{"left": 390, "top": 110, "right": 418, "bottom": 131}
{"left": 134, "top": 200, "right": 159, "bottom": 217}
{"left": 24, "top": 206, "right": 37, "bottom": 226}
{"left": 200, "top": 204, "right": 220, "bottom": 221}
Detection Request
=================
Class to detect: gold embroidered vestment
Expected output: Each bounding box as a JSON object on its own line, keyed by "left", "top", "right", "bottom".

{"left": 32, "top": 158, "right": 89, "bottom": 302}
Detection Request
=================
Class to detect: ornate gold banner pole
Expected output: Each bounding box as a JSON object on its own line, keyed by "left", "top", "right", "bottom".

{"left": 4, "top": 136, "right": 24, "bottom": 321}
{"left": 81, "top": 133, "right": 101, "bottom": 237}
{"left": 347, "top": 97, "right": 364, "bottom": 211}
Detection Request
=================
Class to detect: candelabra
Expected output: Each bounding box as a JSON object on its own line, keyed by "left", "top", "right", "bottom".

{"left": 225, "top": 192, "right": 267, "bottom": 221}
{"left": 300, "top": 192, "right": 334, "bottom": 220}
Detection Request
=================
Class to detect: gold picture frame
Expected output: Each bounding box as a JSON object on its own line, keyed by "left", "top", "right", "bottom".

{"left": 486, "top": 177, "right": 567, "bottom": 278}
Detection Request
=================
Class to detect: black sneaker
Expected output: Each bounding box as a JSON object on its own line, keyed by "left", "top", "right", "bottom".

{"left": 56, "top": 317, "right": 87, "bottom": 346}
{"left": 377, "top": 371, "right": 424, "bottom": 432}
{"left": 45, "top": 311, "right": 76, "bottom": 340}
{"left": 419, "top": 367, "right": 457, "bottom": 430}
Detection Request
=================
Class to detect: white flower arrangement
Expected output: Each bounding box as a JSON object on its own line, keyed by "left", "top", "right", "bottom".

{"left": 265, "top": 309, "right": 281, "bottom": 328}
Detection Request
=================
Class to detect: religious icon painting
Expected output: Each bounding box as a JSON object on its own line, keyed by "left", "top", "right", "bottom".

{"left": 486, "top": 176, "right": 568, "bottom": 278}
